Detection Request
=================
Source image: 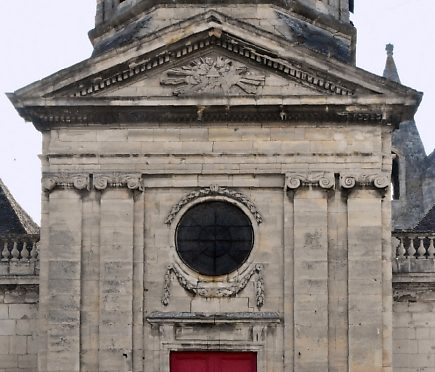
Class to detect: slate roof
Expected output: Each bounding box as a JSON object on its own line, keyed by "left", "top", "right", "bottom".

{"left": 0, "top": 178, "right": 39, "bottom": 235}
{"left": 414, "top": 205, "right": 435, "bottom": 232}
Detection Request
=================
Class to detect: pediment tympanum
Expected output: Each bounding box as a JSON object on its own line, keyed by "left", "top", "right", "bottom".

{"left": 160, "top": 55, "right": 267, "bottom": 96}
{"left": 106, "top": 52, "right": 323, "bottom": 98}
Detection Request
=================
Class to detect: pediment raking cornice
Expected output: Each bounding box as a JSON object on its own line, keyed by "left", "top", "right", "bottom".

{"left": 48, "top": 30, "right": 356, "bottom": 99}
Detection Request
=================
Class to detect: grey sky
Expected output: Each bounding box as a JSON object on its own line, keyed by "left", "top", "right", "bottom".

{"left": 1, "top": 1, "right": 434, "bottom": 223}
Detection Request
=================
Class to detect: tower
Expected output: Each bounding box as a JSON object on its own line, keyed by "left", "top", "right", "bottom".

{"left": 9, "top": 0, "right": 422, "bottom": 371}
{"left": 90, "top": 0, "right": 357, "bottom": 62}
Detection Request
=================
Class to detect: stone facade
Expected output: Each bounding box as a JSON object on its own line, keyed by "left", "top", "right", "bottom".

{"left": 4, "top": 0, "right": 435, "bottom": 371}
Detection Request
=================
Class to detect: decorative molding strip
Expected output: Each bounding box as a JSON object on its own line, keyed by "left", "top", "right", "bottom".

{"left": 93, "top": 173, "right": 143, "bottom": 191}
{"left": 286, "top": 172, "right": 335, "bottom": 190}
{"left": 161, "top": 56, "right": 265, "bottom": 96}
{"left": 339, "top": 173, "right": 390, "bottom": 190}
{"left": 42, "top": 173, "right": 90, "bottom": 192}
{"left": 52, "top": 31, "right": 354, "bottom": 98}
{"left": 165, "top": 185, "right": 262, "bottom": 225}
{"left": 162, "top": 263, "right": 265, "bottom": 308}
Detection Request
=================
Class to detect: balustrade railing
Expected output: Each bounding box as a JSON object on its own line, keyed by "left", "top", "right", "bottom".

{"left": 0, "top": 234, "right": 39, "bottom": 263}
{"left": 393, "top": 231, "right": 435, "bottom": 259}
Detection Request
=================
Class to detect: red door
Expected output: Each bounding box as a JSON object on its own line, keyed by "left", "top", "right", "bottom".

{"left": 170, "top": 351, "right": 257, "bottom": 372}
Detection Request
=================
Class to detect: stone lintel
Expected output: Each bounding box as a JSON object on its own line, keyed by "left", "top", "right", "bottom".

{"left": 146, "top": 311, "right": 281, "bottom": 324}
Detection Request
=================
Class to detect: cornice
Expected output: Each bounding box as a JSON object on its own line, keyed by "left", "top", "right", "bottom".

{"left": 21, "top": 104, "right": 398, "bottom": 130}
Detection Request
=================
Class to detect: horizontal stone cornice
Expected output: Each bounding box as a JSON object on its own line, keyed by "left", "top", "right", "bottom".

{"left": 15, "top": 102, "right": 414, "bottom": 130}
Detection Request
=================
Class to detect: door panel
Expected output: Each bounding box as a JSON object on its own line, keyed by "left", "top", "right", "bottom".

{"left": 171, "top": 351, "right": 257, "bottom": 372}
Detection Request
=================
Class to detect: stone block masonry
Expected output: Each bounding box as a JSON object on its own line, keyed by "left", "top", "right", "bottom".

{"left": 0, "top": 285, "right": 38, "bottom": 371}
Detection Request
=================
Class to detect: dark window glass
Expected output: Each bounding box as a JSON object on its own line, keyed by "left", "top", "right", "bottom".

{"left": 176, "top": 201, "right": 254, "bottom": 276}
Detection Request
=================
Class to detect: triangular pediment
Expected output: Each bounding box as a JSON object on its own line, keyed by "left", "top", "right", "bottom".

{"left": 9, "top": 11, "right": 421, "bottom": 127}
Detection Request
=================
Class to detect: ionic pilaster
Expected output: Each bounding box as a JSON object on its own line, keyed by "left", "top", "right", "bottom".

{"left": 339, "top": 172, "right": 389, "bottom": 196}
{"left": 42, "top": 173, "right": 144, "bottom": 193}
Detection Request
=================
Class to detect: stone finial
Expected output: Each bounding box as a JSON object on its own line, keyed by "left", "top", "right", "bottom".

{"left": 386, "top": 43, "right": 394, "bottom": 56}
{"left": 383, "top": 43, "right": 401, "bottom": 83}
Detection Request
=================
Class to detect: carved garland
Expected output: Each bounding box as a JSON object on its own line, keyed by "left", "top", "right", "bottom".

{"left": 42, "top": 173, "right": 143, "bottom": 192}
{"left": 161, "top": 263, "right": 265, "bottom": 308}
{"left": 286, "top": 172, "right": 335, "bottom": 190}
{"left": 165, "top": 185, "right": 263, "bottom": 225}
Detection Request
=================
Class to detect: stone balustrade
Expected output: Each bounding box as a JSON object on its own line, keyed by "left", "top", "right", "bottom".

{"left": 393, "top": 231, "right": 435, "bottom": 273}
{"left": 0, "top": 234, "right": 39, "bottom": 276}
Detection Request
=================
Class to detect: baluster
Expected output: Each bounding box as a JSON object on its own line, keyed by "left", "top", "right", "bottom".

{"left": 417, "top": 237, "right": 426, "bottom": 259}
{"left": 11, "top": 241, "right": 20, "bottom": 261}
{"left": 428, "top": 238, "right": 435, "bottom": 258}
{"left": 1, "top": 241, "right": 10, "bottom": 261}
{"left": 21, "top": 241, "right": 29, "bottom": 260}
{"left": 398, "top": 237, "right": 406, "bottom": 258}
{"left": 30, "top": 242, "right": 38, "bottom": 261}
{"left": 407, "top": 237, "right": 416, "bottom": 258}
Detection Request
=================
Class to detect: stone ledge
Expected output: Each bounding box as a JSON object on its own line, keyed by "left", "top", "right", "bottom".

{"left": 146, "top": 311, "right": 281, "bottom": 324}
{"left": 0, "top": 276, "right": 39, "bottom": 286}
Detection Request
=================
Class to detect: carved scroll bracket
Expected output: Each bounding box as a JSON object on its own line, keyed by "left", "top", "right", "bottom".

{"left": 165, "top": 185, "right": 263, "bottom": 225}
{"left": 339, "top": 173, "right": 389, "bottom": 195}
{"left": 42, "top": 173, "right": 90, "bottom": 193}
{"left": 161, "top": 263, "right": 265, "bottom": 309}
{"left": 285, "top": 172, "right": 335, "bottom": 191}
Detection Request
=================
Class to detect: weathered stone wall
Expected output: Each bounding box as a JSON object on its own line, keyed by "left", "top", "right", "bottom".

{"left": 0, "top": 285, "right": 38, "bottom": 372}
{"left": 37, "top": 119, "right": 394, "bottom": 371}
{"left": 393, "top": 277, "right": 435, "bottom": 372}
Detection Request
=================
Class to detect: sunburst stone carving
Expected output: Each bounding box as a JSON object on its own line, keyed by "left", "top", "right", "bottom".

{"left": 161, "top": 56, "right": 265, "bottom": 96}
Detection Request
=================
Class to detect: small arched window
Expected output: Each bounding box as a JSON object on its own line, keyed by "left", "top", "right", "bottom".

{"left": 392, "top": 152, "right": 400, "bottom": 200}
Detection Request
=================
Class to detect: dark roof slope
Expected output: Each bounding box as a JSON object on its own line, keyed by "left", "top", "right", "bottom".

{"left": 414, "top": 205, "right": 435, "bottom": 231}
{"left": 0, "top": 178, "right": 39, "bottom": 235}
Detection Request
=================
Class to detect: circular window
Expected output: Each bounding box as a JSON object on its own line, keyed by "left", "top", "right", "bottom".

{"left": 176, "top": 201, "right": 254, "bottom": 276}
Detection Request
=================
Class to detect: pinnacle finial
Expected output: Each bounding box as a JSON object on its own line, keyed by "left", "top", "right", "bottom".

{"left": 386, "top": 43, "right": 394, "bottom": 56}
{"left": 383, "top": 43, "right": 401, "bottom": 83}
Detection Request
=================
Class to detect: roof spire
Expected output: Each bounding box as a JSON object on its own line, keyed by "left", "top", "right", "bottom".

{"left": 383, "top": 43, "right": 401, "bottom": 83}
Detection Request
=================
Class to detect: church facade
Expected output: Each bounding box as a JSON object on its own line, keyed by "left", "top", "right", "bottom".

{"left": 2, "top": 0, "right": 435, "bottom": 371}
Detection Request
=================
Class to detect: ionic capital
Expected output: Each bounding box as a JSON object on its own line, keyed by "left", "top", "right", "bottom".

{"left": 339, "top": 173, "right": 390, "bottom": 190}
{"left": 42, "top": 173, "right": 90, "bottom": 192}
{"left": 285, "top": 172, "right": 335, "bottom": 191}
{"left": 93, "top": 173, "right": 143, "bottom": 191}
